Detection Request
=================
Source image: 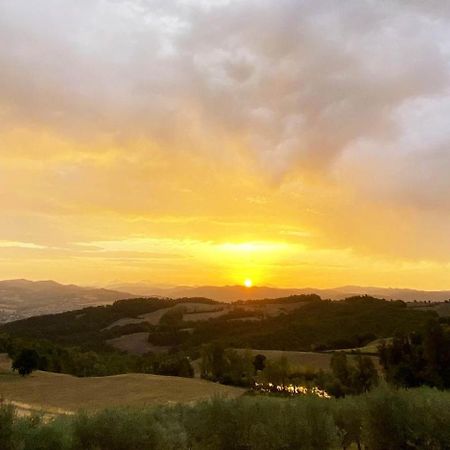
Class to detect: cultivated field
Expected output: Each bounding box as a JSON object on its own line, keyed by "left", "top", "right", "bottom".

{"left": 105, "top": 302, "right": 227, "bottom": 329}
{"left": 0, "top": 354, "right": 244, "bottom": 414}
{"left": 347, "top": 338, "right": 392, "bottom": 354}
{"left": 106, "top": 332, "right": 169, "bottom": 354}
{"left": 235, "top": 348, "right": 381, "bottom": 372}
{"left": 104, "top": 300, "right": 314, "bottom": 332}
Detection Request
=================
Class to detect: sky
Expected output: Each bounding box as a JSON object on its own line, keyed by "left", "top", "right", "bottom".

{"left": 0, "top": 0, "right": 449, "bottom": 289}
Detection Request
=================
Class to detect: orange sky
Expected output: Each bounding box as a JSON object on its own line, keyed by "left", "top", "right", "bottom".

{"left": 0, "top": 1, "right": 449, "bottom": 289}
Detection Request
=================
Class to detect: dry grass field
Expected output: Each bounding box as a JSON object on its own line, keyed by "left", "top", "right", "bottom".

{"left": 106, "top": 302, "right": 226, "bottom": 329}
{"left": 106, "top": 332, "right": 169, "bottom": 355}
{"left": 105, "top": 301, "right": 313, "bottom": 331}
{"left": 418, "top": 303, "right": 450, "bottom": 317}
{"left": 235, "top": 349, "right": 335, "bottom": 371}
{"left": 348, "top": 338, "right": 392, "bottom": 354}
{"left": 0, "top": 354, "right": 244, "bottom": 414}
{"left": 235, "top": 348, "right": 381, "bottom": 372}
{"left": 183, "top": 309, "right": 228, "bottom": 321}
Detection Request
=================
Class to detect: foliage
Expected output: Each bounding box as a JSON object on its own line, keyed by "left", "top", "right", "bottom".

{"left": 0, "top": 295, "right": 438, "bottom": 384}
{"left": 235, "top": 294, "right": 322, "bottom": 305}
{"left": 159, "top": 306, "right": 186, "bottom": 326}
{"left": 0, "top": 387, "right": 449, "bottom": 449}
{"left": 200, "top": 343, "right": 254, "bottom": 386}
{"left": 187, "top": 296, "right": 437, "bottom": 352}
{"left": 152, "top": 353, "right": 194, "bottom": 377}
{"left": 11, "top": 348, "right": 39, "bottom": 376}
{"left": 329, "top": 352, "right": 379, "bottom": 397}
{"left": 379, "top": 320, "right": 450, "bottom": 388}
{"left": 4, "top": 337, "right": 195, "bottom": 378}
{"left": 200, "top": 345, "right": 378, "bottom": 397}
{"left": 253, "top": 353, "right": 266, "bottom": 373}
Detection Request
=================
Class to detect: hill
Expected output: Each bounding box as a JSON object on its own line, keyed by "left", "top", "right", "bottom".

{"left": 2, "top": 295, "right": 437, "bottom": 359}
{"left": 0, "top": 354, "right": 243, "bottom": 413}
{"left": 108, "top": 282, "right": 450, "bottom": 302}
{"left": 188, "top": 296, "right": 438, "bottom": 351}
{"left": 1, "top": 279, "right": 448, "bottom": 322}
{"left": 0, "top": 279, "right": 133, "bottom": 322}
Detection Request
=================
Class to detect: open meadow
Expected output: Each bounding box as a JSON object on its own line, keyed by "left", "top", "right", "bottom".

{"left": 0, "top": 354, "right": 244, "bottom": 414}
{"left": 234, "top": 348, "right": 381, "bottom": 372}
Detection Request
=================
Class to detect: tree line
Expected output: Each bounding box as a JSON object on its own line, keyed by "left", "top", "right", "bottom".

{"left": 200, "top": 343, "right": 379, "bottom": 397}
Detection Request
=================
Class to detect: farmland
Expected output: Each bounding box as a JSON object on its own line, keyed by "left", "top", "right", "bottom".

{"left": 234, "top": 348, "right": 381, "bottom": 372}
{"left": 0, "top": 354, "right": 244, "bottom": 413}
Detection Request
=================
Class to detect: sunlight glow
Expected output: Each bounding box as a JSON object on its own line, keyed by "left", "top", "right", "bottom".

{"left": 244, "top": 279, "right": 253, "bottom": 288}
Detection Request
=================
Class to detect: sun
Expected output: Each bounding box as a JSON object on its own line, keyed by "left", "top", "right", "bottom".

{"left": 244, "top": 279, "right": 253, "bottom": 288}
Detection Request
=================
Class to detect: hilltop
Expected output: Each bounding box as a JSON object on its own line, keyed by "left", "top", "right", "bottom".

{"left": 108, "top": 282, "right": 450, "bottom": 302}
{"left": 0, "top": 354, "right": 243, "bottom": 414}
{"left": 0, "top": 279, "right": 133, "bottom": 322}
{"left": 0, "top": 279, "right": 448, "bottom": 323}
{"left": 0, "top": 294, "right": 438, "bottom": 380}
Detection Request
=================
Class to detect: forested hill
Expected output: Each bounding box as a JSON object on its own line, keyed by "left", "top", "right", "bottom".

{"left": 216, "top": 297, "right": 439, "bottom": 351}
{"left": 0, "top": 297, "right": 219, "bottom": 349}
{"left": 1, "top": 295, "right": 438, "bottom": 353}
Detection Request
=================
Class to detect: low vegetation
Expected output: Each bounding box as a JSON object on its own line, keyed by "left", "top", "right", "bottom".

{"left": 0, "top": 295, "right": 446, "bottom": 393}
{"left": 0, "top": 386, "right": 449, "bottom": 450}
{"left": 379, "top": 321, "right": 450, "bottom": 389}
{"left": 200, "top": 343, "right": 379, "bottom": 397}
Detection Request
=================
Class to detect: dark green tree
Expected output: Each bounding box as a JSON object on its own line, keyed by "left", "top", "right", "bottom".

{"left": 351, "top": 354, "right": 379, "bottom": 393}
{"left": 331, "top": 353, "right": 351, "bottom": 386}
{"left": 253, "top": 354, "right": 266, "bottom": 373}
{"left": 378, "top": 321, "right": 450, "bottom": 388}
{"left": 12, "top": 348, "right": 39, "bottom": 377}
{"left": 159, "top": 306, "right": 185, "bottom": 326}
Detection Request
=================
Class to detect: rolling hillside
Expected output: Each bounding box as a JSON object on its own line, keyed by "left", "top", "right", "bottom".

{"left": 2, "top": 295, "right": 438, "bottom": 357}
{"left": 0, "top": 354, "right": 243, "bottom": 413}
{"left": 0, "top": 279, "right": 133, "bottom": 322}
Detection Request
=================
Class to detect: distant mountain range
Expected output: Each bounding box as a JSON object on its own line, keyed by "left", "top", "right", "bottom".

{"left": 108, "top": 282, "right": 450, "bottom": 303}
{"left": 0, "top": 279, "right": 448, "bottom": 323}
{"left": 0, "top": 279, "right": 132, "bottom": 322}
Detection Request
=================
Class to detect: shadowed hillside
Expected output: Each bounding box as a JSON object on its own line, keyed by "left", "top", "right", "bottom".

{"left": 0, "top": 279, "right": 133, "bottom": 322}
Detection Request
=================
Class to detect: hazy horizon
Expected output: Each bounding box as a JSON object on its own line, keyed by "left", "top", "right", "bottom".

{"left": 2, "top": 277, "right": 450, "bottom": 294}
{"left": 1, "top": 1, "right": 449, "bottom": 290}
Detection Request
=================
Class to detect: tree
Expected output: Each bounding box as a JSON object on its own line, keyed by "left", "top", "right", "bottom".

{"left": 159, "top": 306, "right": 185, "bottom": 326}
{"left": 351, "top": 354, "right": 379, "bottom": 393}
{"left": 379, "top": 321, "right": 450, "bottom": 389}
{"left": 200, "top": 342, "right": 226, "bottom": 380}
{"left": 12, "top": 349, "right": 39, "bottom": 377}
{"left": 331, "top": 352, "right": 378, "bottom": 396}
{"left": 253, "top": 354, "right": 266, "bottom": 373}
{"left": 331, "top": 353, "right": 350, "bottom": 386}
{"left": 261, "top": 356, "right": 290, "bottom": 386}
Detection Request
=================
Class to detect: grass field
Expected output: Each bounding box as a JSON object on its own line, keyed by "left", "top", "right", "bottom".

{"left": 235, "top": 348, "right": 381, "bottom": 372}
{"left": 417, "top": 303, "right": 450, "bottom": 317}
{"left": 106, "top": 302, "right": 227, "bottom": 329}
{"left": 106, "top": 332, "right": 169, "bottom": 355}
{"left": 349, "top": 338, "right": 392, "bottom": 354}
{"left": 0, "top": 354, "right": 244, "bottom": 414}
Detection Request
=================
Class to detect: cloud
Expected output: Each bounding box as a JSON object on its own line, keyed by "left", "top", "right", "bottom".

{"left": 1, "top": 1, "right": 449, "bottom": 159}
{"left": 0, "top": 0, "right": 449, "bottom": 285}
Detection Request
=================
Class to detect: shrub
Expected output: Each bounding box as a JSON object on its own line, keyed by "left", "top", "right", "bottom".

{"left": 0, "top": 386, "right": 449, "bottom": 449}
{"left": 0, "top": 404, "right": 15, "bottom": 450}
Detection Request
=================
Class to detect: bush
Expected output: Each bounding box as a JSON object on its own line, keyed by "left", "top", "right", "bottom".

{"left": 0, "top": 403, "right": 14, "bottom": 450}
{"left": 12, "top": 348, "right": 39, "bottom": 376}
{"left": 362, "top": 384, "right": 450, "bottom": 450}
{"left": 0, "top": 386, "right": 449, "bottom": 449}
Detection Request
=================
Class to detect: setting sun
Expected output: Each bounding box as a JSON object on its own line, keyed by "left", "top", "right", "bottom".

{"left": 244, "top": 279, "right": 253, "bottom": 288}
